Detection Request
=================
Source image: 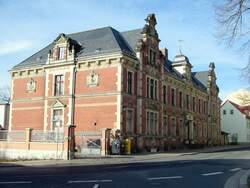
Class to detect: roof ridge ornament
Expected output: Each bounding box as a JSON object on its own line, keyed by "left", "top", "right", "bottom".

{"left": 142, "top": 13, "right": 160, "bottom": 41}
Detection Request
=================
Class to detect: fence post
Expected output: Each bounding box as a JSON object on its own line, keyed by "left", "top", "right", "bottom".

{"left": 25, "top": 128, "right": 32, "bottom": 150}
{"left": 101, "top": 128, "right": 111, "bottom": 156}
{"left": 64, "top": 125, "right": 75, "bottom": 160}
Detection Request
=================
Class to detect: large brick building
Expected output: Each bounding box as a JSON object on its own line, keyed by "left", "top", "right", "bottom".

{"left": 9, "top": 14, "right": 221, "bottom": 152}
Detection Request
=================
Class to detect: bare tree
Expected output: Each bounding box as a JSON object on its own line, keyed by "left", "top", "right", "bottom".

{"left": 216, "top": 0, "right": 250, "bottom": 81}
{"left": 0, "top": 85, "right": 10, "bottom": 103}
{"left": 216, "top": 0, "right": 250, "bottom": 47}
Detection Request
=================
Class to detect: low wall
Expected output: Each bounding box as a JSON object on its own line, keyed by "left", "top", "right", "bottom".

{"left": 0, "top": 141, "right": 67, "bottom": 159}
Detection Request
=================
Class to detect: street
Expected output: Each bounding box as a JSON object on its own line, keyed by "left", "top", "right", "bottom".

{"left": 1, "top": 147, "right": 250, "bottom": 188}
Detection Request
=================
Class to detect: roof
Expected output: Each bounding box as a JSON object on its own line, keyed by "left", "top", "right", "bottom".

{"left": 223, "top": 100, "right": 250, "bottom": 119}
{"left": 121, "top": 29, "right": 143, "bottom": 52}
{"left": 13, "top": 27, "right": 142, "bottom": 70}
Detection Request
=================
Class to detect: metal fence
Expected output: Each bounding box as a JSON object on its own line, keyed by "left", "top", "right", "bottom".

{"left": 74, "top": 131, "right": 102, "bottom": 157}
{"left": 0, "top": 130, "right": 25, "bottom": 142}
{"left": 31, "top": 130, "right": 64, "bottom": 143}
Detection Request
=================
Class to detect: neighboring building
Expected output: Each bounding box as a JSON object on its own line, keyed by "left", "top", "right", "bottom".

{"left": 9, "top": 14, "right": 221, "bottom": 152}
{"left": 0, "top": 99, "right": 9, "bottom": 129}
{"left": 221, "top": 100, "right": 250, "bottom": 144}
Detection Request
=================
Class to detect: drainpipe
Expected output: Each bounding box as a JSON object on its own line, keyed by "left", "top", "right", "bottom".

{"left": 68, "top": 51, "right": 77, "bottom": 160}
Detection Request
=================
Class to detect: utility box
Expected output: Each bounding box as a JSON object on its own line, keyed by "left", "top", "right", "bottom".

{"left": 124, "top": 138, "right": 131, "bottom": 155}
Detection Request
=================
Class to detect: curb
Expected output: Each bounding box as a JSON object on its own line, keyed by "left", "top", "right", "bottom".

{"left": 240, "top": 169, "right": 250, "bottom": 188}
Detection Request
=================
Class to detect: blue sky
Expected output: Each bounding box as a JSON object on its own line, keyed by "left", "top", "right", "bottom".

{"left": 0, "top": 0, "right": 249, "bottom": 99}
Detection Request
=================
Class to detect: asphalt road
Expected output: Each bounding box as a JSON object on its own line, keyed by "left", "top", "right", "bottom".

{"left": 1, "top": 147, "right": 250, "bottom": 188}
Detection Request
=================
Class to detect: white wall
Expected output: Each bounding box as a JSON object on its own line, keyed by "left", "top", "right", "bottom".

{"left": 221, "top": 101, "right": 250, "bottom": 143}
{"left": 0, "top": 104, "right": 9, "bottom": 129}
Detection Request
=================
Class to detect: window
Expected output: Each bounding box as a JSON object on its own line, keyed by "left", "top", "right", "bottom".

{"left": 54, "top": 75, "right": 64, "bottom": 96}
{"left": 186, "top": 94, "right": 189, "bottom": 110}
{"left": 198, "top": 99, "right": 201, "bottom": 113}
{"left": 146, "top": 111, "right": 158, "bottom": 135}
{"left": 230, "top": 109, "right": 234, "bottom": 115}
{"left": 127, "top": 71, "right": 133, "bottom": 94}
{"left": 203, "top": 101, "right": 206, "bottom": 114}
{"left": 163, "top": 85, "right": 167, "bottom": 104}
{"left": 59, "top": 47, "right": 65, "bottom": 60}
{"left": 149, "top": 49, "right": 156, "bottom": 64}
{"left": 192, "top": 97, "right": 196, "bottom": 112}
{"left": 223, "top": 110, "right": 226, "bottom": 115}
{"left": 172, "top": 118, "right": 176, "bottom": 137}
{"left": 150, "top": 79, "right": 154, "bottom": 99}
{"left": 147, "top": 77, "right": 158, "bottom": 100}
{"left": 52, "top": 109, "right": 63, "bottom": 130}
{"left": 163, "top": 116, "right": 168, "bottom": 136}
{"left": 126, "top": 109, "right": 133, "bottom": 134}
{"left": 171, "top": 88, "right": 175, "bottom": 106}
{"left": 147, "top": 78, "right": 150, "bottom": 98}
{"left": 154, "top": 80, "right": 158, "bottom": 99}
{"left": 179, "top": 91, "right": 183, "bottom": 108}
{"left": 179, "top": 119, "right": 183, "bottom": 137}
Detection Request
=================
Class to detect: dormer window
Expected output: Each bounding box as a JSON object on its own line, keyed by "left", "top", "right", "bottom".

{"left": 59, "top": 47, "right": 65, "bottom": 60}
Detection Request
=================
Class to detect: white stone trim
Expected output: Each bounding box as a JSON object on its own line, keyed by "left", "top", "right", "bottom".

{"left": 116, "top": 62, "right": 123, "bottom": 130}
{"left": 8, "top": 79, "right": 14, "bottom": 131}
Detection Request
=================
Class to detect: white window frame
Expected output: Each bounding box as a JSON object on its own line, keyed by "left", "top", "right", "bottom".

{"left": 51, "top": 108, "right": 64, "bottom": 131}
{"left": 58, "top": 47, "right": 65, "bottom": 60}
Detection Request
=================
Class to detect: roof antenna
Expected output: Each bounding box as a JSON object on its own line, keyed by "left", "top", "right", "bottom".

{"left": 178, "top": 39, "right": 184, "bottom": 55}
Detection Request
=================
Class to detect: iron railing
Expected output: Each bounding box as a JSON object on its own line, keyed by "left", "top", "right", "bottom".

{"left": 31, "top": 130, "right": 64, "bottom": 143}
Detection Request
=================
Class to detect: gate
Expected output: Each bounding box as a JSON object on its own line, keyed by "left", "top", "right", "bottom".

{"left": 74, "top": 130, "right": 102, "bottom": 157}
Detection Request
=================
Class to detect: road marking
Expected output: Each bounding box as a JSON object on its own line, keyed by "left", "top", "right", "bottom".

{"left": 68, "top": 180, "right": 112, "bottom": 183}
{"left": 202, "top": 172, "right": 224, "bottom": 176}
{"left": 230, "top": 168, "right": 242, "bottom": 172}
{"left": 0, "top": 181, "right": 32, "bottom": 184}
{"left": 147, "top": 176, "right": 183, "bottom": 181}
{"left": 179, "top": 160, "right": 191, "bottom": 163}
{"left": 93, "top": 184, "right": 99, "bottom": 188}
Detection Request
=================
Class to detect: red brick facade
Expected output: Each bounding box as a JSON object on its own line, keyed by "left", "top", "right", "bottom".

{"left": 9, "top": 14, "right": 221, "bottom": 152}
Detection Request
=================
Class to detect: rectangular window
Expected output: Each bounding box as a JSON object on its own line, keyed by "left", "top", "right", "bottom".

{"left": 223, "top": 110, "right": 226, "bottom": 115}
{"left": 171, "top": 88, "right": 175, "bottom": 106}
{"left": 52, "top": 109, "right": 63, "bottom": 130}
{"left": 59, "top": 47, "right": 65, "bottom": 60}
{"left": 163, "top": 85, "right": 167, "bottom": 104}
{"left": 147, "top": 78, "right": 150, "bottom": 98}
{"left": 179, "top": 91, "right": 183, "bottom": 108}
{"left": 154, "top": 80, "right": 158, "bottom": 99}
{"left": 198, "top": 99, "right": 201, "bottom": 113}
{"left": 54, "top": 75, "right": 64, "bottom": 96}
{"left": 192, "top": 97, "right": 196, "bottom": 112}
{"left": 149, "top": 49, "right": 156, "bottom": 64}
{"left": 230, "top": 109, "right": 234, "bottom": 114}
{"left": 179, "top": 119, "right": 183, "bottom": 137}
{"left": 163, "top": 116, "right": 168, "bottom": 136}
{"left": 150, "top": 79, "right": 154, "bottom": 99}
{"left": 147, "top": 77, "right": 158, "bottom": 100}
{"left": 203, "top": 101, "right": 206, "bottom": 114}
{"left": 126, "top": 109, "right": 133, "bottom": 134}
{"left": 146, "top": 111, "right": 158, "bottom": 135}
{"left": 127, "top": 71, "right": 133, "bottom": 94}
{"left": 186, "top": 94, "right": 189, "bottom": 110}
{"left": 172, "top": 118, "right": 176, "bottom": 137}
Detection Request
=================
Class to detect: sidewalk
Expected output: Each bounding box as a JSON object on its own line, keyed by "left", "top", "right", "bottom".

{"left": 1, "top": 144, "right": 250, "bottom": 168}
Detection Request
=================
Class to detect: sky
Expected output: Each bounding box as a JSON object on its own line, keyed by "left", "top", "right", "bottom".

{"left": 0, "top": 0, "right": 249, "bottom": 99}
